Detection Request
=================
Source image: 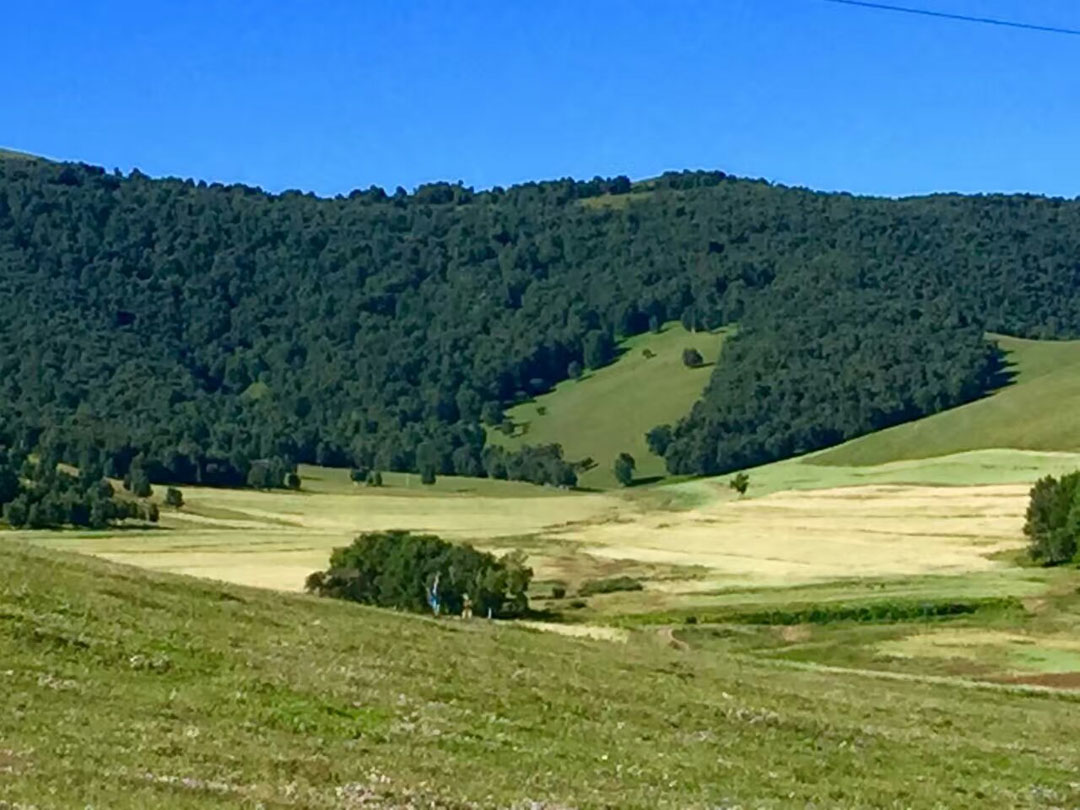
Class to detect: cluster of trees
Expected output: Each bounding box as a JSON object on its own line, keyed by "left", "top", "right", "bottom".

{"left": 0, "top": 445, "right": 156, "bottom": 529}
{"left": 305, "top": 530, "right": 532, "bottom": 617}
{"left": 1024, "top": 473, "right": 1080, "bottom": 566}
{"left": 4, "top": 159, "right": 1080, "bottom": 486}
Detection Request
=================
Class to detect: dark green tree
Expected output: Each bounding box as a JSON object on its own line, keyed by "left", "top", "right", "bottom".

{"left": 681, "top": 347, "right": 704, "bottom": 368}
{"left": 729, "top": 472, "right": 750, "bottom": 496}
{"left": 613, "top": 452, "right": 636, "bottom": 487}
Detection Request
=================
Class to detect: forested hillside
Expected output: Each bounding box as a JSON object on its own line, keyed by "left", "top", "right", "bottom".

{"left": 1, "top": 158, "right": 1079, "bottom": 488}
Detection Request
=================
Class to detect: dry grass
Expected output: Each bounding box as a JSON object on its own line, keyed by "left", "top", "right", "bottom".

{"left": 17, "top": 452, "right": 1047, "bottom": 601}
{"left": 556, "top": 482, "right": 1031, "bottom": 587}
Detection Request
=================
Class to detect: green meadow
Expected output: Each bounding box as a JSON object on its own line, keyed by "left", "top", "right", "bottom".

{"left": 488, "top": 324, "right": 729, "bottom": 489}
{"left": 815, "top": 334, "right": 1080, "bottom": 466}
{"left": 4, "top": 540, "right": 1080, "bottom": 808}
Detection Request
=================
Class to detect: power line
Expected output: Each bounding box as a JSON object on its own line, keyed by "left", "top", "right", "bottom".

{"left": 822, "top": 0, "right": 1080, "bottom": 36}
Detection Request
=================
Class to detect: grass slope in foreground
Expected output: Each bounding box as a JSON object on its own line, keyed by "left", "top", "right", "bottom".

{"left": 814, "top": 334, "right": 1080, "bottom": 467}
{"left": 489, "top": 324, "right": 728, "bottom": 489}
{"left": 3, "top": 542, "right": 1080, "bottom": 808}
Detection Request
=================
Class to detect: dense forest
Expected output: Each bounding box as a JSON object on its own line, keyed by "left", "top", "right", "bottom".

{"left": 2, "top": 156, "right": 1080, "bottom": 490}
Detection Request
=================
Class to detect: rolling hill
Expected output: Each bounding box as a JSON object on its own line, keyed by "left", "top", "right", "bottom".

{"left": 487, "top": 323, "right": 729, "bottom": 488}
{"left": 814, "top": 334, "right": 1080, "bottom": 467}
{"left": 4, "top": 540, "right": 1080, "bottom": 808}
{"left": 5, "top": 159, "right": 1080, "bottom": 495}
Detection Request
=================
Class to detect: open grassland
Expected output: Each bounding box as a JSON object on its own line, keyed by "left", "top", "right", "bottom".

{"left": 4, "top": 541, "right": 1080, "bottom": 808}
{"left": 815, "top": 334, "right": 1080, "bottom": 466}
{"left": 17, "top": 447, "right": 1080, "bottom": 605}
{"left": 678, "top": 565, "right": 1080, "bottom": 689}
{"left": 488, "top": 324, "right": 728, "bottom": 489}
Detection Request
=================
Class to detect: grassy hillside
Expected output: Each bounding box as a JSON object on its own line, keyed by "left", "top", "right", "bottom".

{"left": 4, "top": 541, "right": 1080, "bottom": 808}
{"left": 814, "top": 335, "right": 1080, "bottom": 467}
{"left": 488, "top": 324, "right": 729, "bottom": 489}
{"left": 0, "top": 146, "right": 39, "bottom": 161}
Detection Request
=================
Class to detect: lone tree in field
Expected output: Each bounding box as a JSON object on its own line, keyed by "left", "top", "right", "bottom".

{"left": 1024, "top": 473, "right": 1080, "bottom": 566}
{"left": 682, "top": 347, "right": 704, "bottom": 368}
{"left": 365, "top": 469, "right": 383, "bottom": 487}
{"left": 305, "top": 530, "right": 532, "bottom": 617}
{"left": 729, "top": 472, "right": 750, "bottom": 497}
{"left": 164, "top": 487, "right": 184, "bottom": 509}
{"left": 613, "top": 452, "right": 636, "bottom": 487}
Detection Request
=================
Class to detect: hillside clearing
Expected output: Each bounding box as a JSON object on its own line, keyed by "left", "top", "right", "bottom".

{"left": 488, "top": 324, "right": 729, "bottom": 488}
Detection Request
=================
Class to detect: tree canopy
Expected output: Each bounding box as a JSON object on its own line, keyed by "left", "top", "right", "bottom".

{"left": 2, "top": 161, "right": 1079, "bottom": 485}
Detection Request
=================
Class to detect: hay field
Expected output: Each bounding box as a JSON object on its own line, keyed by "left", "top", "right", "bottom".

{"left": 20, "top": 448, "right": 1076, "bottom": 600}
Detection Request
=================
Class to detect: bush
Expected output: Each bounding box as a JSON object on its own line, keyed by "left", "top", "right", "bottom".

{"left": 1025, "top": 473, "right": 1080, "bottom": 565}
{"left": 550, "top": 582, "right": 567, "bottom": 600}
{"left": 305, "top": 530, "right": 532, "bottom": 617}
{"left": 164, "top": 487, "right": 184, "bottom": 509}
{"left": 578, "top": 576, "right": 644, "bottom": 596}
{"left": 613, "top": 452, "right": 635, "bottom": 487}
{"left": 729, "top": 472, "right": 750, "bottom": 496}
{"left": 682, "top": 347, "right": 704, "bottom": 368}
{"left": 366, "top": 470, "right": 383, "bottom": 487}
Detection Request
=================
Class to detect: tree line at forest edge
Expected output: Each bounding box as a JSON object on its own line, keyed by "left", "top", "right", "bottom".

{"left": 3, "top": 157, "right": 1080, "bottom": 504}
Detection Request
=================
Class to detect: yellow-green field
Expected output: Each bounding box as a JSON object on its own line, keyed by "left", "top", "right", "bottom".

{"left": 8, "top": 541, "right": 1080, "bottom": 807}
{"left": 488, "top": 323, "right": 728, "bottom": 488}
{"left": 16, "top": 447, "right": 1080, "bottom": 605}
{"left": 815, "top": 334, "right": 1080, "bottom": 466}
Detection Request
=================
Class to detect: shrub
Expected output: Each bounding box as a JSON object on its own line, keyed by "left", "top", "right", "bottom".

{"left": 613, "top": 452, "right": 635, "bottom": 487}
{"left": 682, "top": 347, "right": 704, "bottom": 368}
{"left": 305, "top": 530, "right": 532, "bottom": 617}
{"left": 550, "top": 581, "right": 567, "bottom": 600}
{"left": 164, "top": 487, "right": 184, "bottom": 508}
{"left": 1025, "top": 473, "right": 1080, "bottom": 566}
{"left": 729, "top": 472, "right": 750, "bottom": 496}
{"left": 578, "top": 576, "right": 644, "bottom": 596}
{"left": 366, "top": 470, "right": 383, "bottom": 487}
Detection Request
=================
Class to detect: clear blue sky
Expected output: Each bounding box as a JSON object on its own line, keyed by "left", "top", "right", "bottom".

{"left": 3, "top": 1, "right": 1078, "bottom": 198}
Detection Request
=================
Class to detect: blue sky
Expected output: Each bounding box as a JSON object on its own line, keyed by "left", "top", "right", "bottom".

{"left": 2, "top": 1, "right": 1078, "bottom": 197}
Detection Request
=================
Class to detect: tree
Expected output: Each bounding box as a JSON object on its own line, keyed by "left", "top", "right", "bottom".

{"left": 613, "top": 452, "right": 636, "bottom": 487}
{"left": 3, "top": 496, "right": 28, "bottom": 528}
{"left": 567, "top": 360, "right": 583, "bottom": 380}
{"left": 365, "top": 469, "right": 383, "bottom": 487}
{"left": 417, "top": 441, "right": 438, "bottom": 485}
{"left": 682, "top": 347, "right": 704, "bottom": 368}
{"left": 285, "top": 472, "right": 301, "bottom": 490}
{"left": 350, "top": 467, "right": 368, "bottom": 484}
{"left": 247, "top": 462, "right": 273, "bottom": 490}
{"left": 584, "top": 330, "right": 615, "bottom": 370}
{"left": 305, "top": 530, "right": 531, "bottom": 617}
{"left": 729, "top": 472, "right": 750, "bottom": 496}
{"left": 164, "top": 487, "right": 184, "bottom": 509}
{"left": 1024, "top": 473, "right": 1080, "bottom": 566}
{"left": 481, "top": 402, "right": 503, "bottom": 427}
{"left": 646, "top": 425, "right": 672, "bottom": 457}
